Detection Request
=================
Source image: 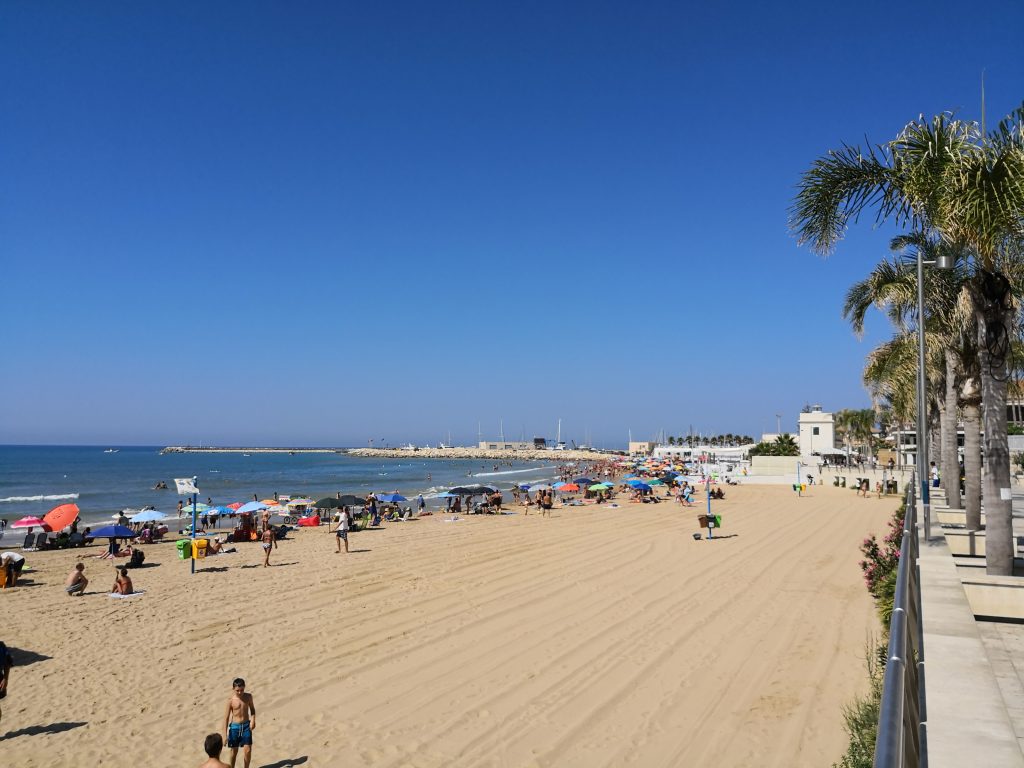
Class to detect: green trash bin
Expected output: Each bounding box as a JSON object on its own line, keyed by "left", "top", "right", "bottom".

{"left": 176, "top": 539, "right": 192, "bottom": 560}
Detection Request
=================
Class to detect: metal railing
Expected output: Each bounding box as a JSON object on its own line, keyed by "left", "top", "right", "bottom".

{"left": 874, "top": 473, "right": 927, "bottom": 767}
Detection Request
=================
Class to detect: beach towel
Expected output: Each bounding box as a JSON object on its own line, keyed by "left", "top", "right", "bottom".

{"left": 108, "top": 590, "right": 145, "bottom": 599}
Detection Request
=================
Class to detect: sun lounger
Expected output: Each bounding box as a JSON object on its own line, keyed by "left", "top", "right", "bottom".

{"left": 33, "top": 532, "right": 49, "bottom": 550}
{"left": 22, "top": 532, "right": 36, "bottom": 550}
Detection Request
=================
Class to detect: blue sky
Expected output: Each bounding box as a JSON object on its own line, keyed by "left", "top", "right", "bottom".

{"left": 2, "top": 1, "right": 1023, "bottom": 447}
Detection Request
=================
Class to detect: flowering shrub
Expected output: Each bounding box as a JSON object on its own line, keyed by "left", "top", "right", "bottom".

{"left": 858, "top": 502, "right": 906, "bottom": 599}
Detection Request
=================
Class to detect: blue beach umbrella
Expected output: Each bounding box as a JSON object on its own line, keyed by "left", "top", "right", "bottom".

{"left": 377, "top": 493, "right": 407, "bottom": 503}
{"left": 626, "top": 479, "right": 644, "bottom": 487}
{"left": 573, "top": 477, "right": 594, "bottom": 485}
{"left": 89, "top": 524, "right": 137, "bottom": 539}
{"left": 237, "top": 501, "right": 268, "bottom": 515}
{"left": 528, "top": 483, "right": 552, "bottom": 492}
{"left": 623, "top": 474, "right": 638, "bottom": 480}
{"left": 207, "top": 506, "right": 233, "bottom": 515}
{"left": 129, "top": 510, "right": 168, "bottom": 523}
{"left": 552, "top": 481, "right": 567, "bottom": 489}
{"left": 634, "top": 483, "right": 652, "bottom": 492}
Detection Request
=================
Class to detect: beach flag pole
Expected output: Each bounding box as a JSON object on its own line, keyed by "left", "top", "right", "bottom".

{"left": 705, "top": 475, "right": 713, "bottom": 539}
{"left": 191, "top": 491, "right": 197, "bottom": 575}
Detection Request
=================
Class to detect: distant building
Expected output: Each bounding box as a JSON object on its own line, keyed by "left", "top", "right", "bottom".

{"left": 798, "top": 404, "right": 838, "bottom": 455}
{"left": 628, "top": 441, "right": 657, "bottom": 456}
{"left": 478, "top": 441, "right": 535, "bottom": 451}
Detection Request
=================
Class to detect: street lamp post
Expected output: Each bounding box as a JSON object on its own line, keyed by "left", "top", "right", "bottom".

{"left": 916, "top": 249, "right": 954, "bottom": 540}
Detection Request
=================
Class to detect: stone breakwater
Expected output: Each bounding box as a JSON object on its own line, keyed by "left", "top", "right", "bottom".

{"left": 161, "top": 446, "right": 343, "bottom": 454}
{"left": 347, "top": 447, "right": 622, "bottom": 461}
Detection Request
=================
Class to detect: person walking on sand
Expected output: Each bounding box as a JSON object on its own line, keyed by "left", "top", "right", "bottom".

{"left": 198, "top": 733, "right": 230, "bottom": 768}
{"left": 222, "top": 677, "right": 256, "bottom": 768}
{"left": 335, "top": 507, "right": 350, "bottom": 554}
{"left": 65, "top": 563, "right": 88, "bottom": 596}
{"left": 261, "top": 526, "right": 277, "bottom": 567}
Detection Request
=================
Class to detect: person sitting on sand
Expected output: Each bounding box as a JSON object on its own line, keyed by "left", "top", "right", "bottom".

{"left": 208, "top": 537, "right": 231, "bottom": 555}
{"left": 198, "top": 733, "right": 230, "bottom": 768}
{"left": 65, "top": 563, "right": 88, "bottom": 596}
{"left": 111, "top": 566, "right": 133, "bottom": 595}
{"left": 1, "top": 551, "right": 27, "bottom": 588}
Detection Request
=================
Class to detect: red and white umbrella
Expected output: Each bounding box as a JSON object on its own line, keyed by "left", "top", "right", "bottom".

{"left": 12, "top": 516, "right": 47, "bottom": 529}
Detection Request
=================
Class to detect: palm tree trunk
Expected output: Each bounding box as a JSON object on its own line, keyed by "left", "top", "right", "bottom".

{"left": 975, "top": 292, "right": 1014, "bottom": 576}
{"left": 962, "top": 389, "right": 982, "bottom": 530}
{"left": 943, "top": 355, "right": 962, "bottom": 509}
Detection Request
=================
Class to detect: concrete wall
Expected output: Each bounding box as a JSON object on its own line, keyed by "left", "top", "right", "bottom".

{"left": 750, "top": 455, "right": 804, "bottom": 476}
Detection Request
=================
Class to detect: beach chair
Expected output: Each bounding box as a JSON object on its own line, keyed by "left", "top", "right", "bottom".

{"left": 22, "top": 532, "right": 36, "bottom": 550}
{"left": 34, "top": 532, "right": 49, "bottom": 550}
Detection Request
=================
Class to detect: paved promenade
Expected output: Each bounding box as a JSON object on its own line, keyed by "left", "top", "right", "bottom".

{"left": 922, "top": 488, "right": 1024, "bottom": 767}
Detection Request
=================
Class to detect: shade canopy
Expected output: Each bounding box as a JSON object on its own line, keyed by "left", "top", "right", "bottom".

{"left": 12, "top": 516, "right": 46, "bottom": 529}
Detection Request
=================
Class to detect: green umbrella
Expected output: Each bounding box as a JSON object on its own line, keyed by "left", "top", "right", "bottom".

{"left": 588, "top": 483, "right": 608, "bottom": 491}
{"left": 648, "top": 479, "right": 665, "bottom": 486}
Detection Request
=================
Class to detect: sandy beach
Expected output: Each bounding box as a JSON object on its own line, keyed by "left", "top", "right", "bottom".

{"left": 2, "top": 483, "right": 896, "bottom": 767}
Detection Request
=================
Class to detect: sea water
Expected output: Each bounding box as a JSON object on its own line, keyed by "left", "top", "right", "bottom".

{"left": 0, "top": 446, "right": 563, "bottom": 528}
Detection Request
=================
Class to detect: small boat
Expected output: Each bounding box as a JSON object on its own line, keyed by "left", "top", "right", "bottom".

{"left": 104, "top": 449, "right": 119, "bottom": 453}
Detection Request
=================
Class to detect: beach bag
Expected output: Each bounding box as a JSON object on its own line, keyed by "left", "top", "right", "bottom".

{"left": 130, "top": 549, "right": 145, "bottom": 568}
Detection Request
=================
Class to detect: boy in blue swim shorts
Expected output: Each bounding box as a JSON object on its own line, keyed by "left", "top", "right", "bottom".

{"left": 222, "top": 677, "right": 256, "bottom": 768}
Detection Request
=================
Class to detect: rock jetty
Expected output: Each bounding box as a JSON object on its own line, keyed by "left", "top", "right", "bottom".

{"left": 347, "top": 447, "right": 621, "bottom": 461}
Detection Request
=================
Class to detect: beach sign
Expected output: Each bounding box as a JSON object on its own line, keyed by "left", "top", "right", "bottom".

{"left": 175, "top": 477, "right": 200, "bottom": 495}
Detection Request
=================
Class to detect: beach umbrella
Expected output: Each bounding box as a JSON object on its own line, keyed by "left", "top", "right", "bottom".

{"left": 287, "top": 498, "right": 315, "bottom": 508}
{"left": 226, "top": 502, "right": 244, "bottom": 510}
{"left": 559, "top": 483, "right": 580, "bottom": 492}
{"left": 573, "top": 477, "right": 594, "bottom": 485}
{"left": 517, "top": 484, "right": 532, "bottom": 490}
{"left": 552, "top": 481, "right": 566, "bottom": 489}
{"left": 648, "top": 479, "right": 665, "bottom": 486}
{"left": 633, "top": 483, "right": 652, "bottom": 492}
{"left": 528, "top": 483, "right": 552, "bottom": 492}
{"left": 43, "top": 503, "right": 80, "bottom": 532}
{"left": 626, "top": 479, "right": 645, "bottom": 487}
{"left": 623, "top": 474, "right": 638, "bottom": 480}
{"left": 207, "top": 506, "right": 233, "bottom": 515}
{"left": 435, "top": 492, "right": 458, "bottom": 499}
{"left": 11, "top": 516, "right": 46, "bottom": 529}
{"left": 376, "top": 493, "right": 407, "bottom": 503}
{"left": 89, "top": 524, "right": 137, "bottom": 539}
{"left": 260, "top": 498, "right": 278, "bottom": 505}
{"left": 337, "top": 494, "right": 366, "bottom": 506}
{"left": 182, "top": 502, "right": 210, "bottom": 514}
{"left": 588, "top": 483, "right": 608, "bottom": 491}
{"left": 129, "top": 510, "right": 168, "bottom": 523}
{"left": 237, "top": 501, "right": 268, "bottom": 515}
{"left": 315, "top": 497, "right": 344, "bottom": 509}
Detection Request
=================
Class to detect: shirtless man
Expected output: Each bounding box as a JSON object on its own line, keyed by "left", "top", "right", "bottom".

{"left": 222, "top": 678, "right": 256, "bottom": 768}
{"left": 198, "top": 733, "right": 230, "bottom": 768}
{"left": 261, "top": 527, "right": 277, "bottom": 567}
{"left": 110, "top": 566, "right": 133, "bottom": 595}
{"left": 65, "top": 563, "right": 88, "bottom": 596}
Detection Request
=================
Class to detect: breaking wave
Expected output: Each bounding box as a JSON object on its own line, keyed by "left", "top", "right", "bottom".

{"left": 0, "top": 493, "right": 80, "bottom": 503}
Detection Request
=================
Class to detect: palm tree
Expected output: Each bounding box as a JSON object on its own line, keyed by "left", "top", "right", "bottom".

{"left": 791, "top": 109, "right": 1024, "bottom": 575}
{"left": 843, "top": 234, "right": 974, "bottom": 512}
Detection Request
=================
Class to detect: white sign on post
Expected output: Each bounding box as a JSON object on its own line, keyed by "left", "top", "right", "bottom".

{"left": 175, "top": 477, "right": 200, "bottom": 495}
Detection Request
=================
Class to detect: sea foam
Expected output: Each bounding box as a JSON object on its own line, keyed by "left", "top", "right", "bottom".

{"left": 0, "top": 493, "right": 80, "bottom": 503}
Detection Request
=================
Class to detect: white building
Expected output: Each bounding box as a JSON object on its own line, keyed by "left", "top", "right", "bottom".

{"left": 798, "top": 404, "right": 838, "bottom": 456}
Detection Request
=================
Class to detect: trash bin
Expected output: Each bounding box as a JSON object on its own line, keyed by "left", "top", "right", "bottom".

{"left": 192, "top": 538, "right": 208, "bottom": 559}
{"left": 698, "top": 515, "right": 710, "bottom": 528}
{"left": 176, "top": 539, "right": 192, "bottom": 560}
